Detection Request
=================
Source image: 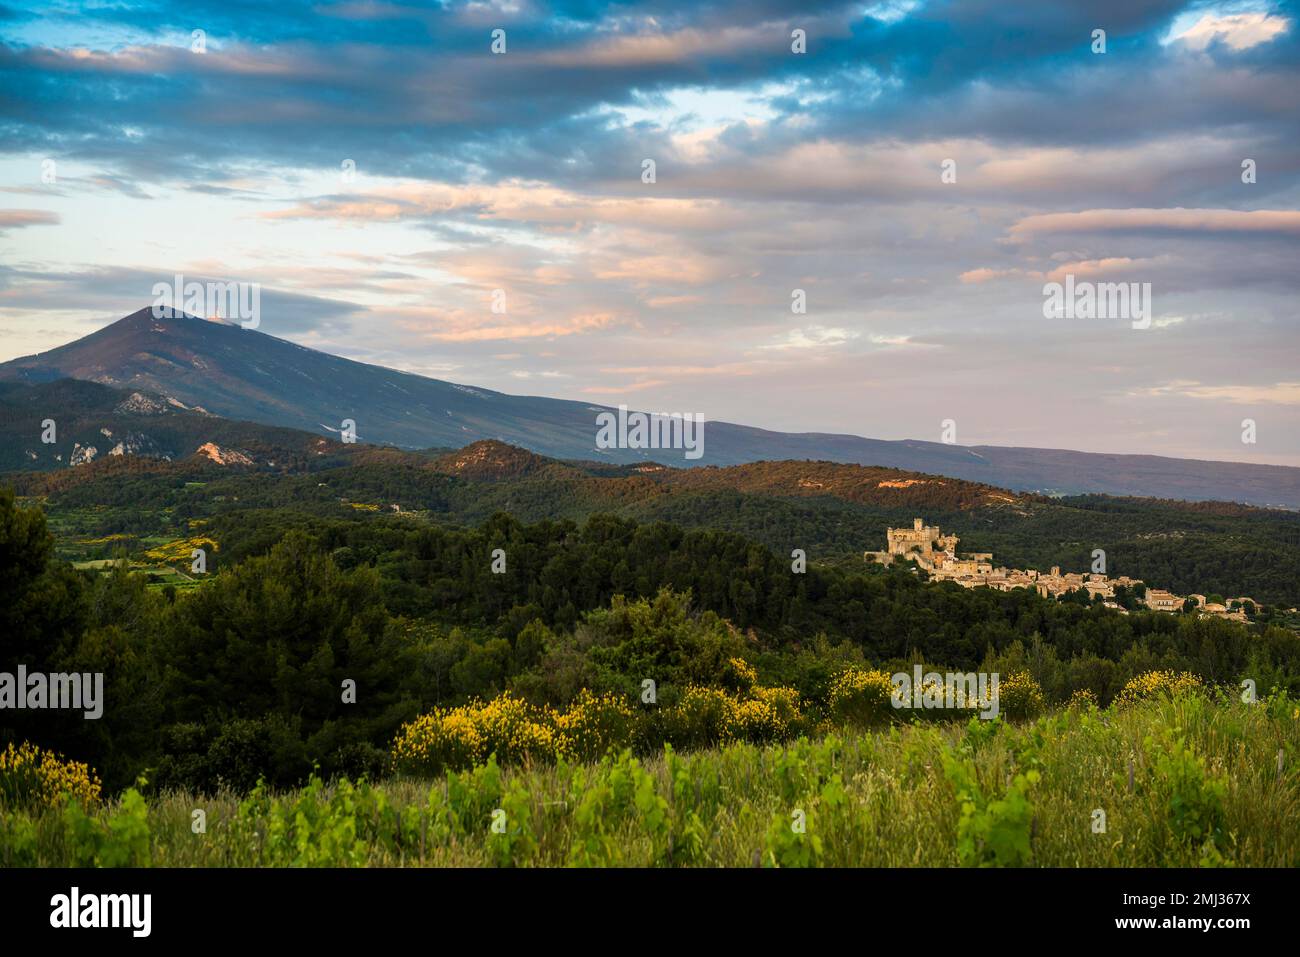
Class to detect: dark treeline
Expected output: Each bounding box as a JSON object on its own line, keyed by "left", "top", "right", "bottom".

{"left": 3, "top": 489, "right": 1298, "bottom": 797}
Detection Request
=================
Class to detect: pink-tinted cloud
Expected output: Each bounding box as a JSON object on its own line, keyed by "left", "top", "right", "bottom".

{"left": 1172, "top": 12, "right": 1290, "bottom": 51}
{"left": 0, "top": 209, "right": 60, "bottom": 230}
{"left": 1008, "top": 208, "right": 1300, "bottom": 241}
{"left": 397, "top": 308, "right": 619, "bottom": 342}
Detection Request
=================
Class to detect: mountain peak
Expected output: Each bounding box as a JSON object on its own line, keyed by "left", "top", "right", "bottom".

{"left": 116, "top": 304, "right": 219, "bottom": 327}
{"left": 3, "top": 308, "right": 1298, "bottom": 507}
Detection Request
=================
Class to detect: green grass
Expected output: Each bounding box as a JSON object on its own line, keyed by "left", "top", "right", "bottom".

{"left": 139, "top": 564, "right": 202, "bottom": 589}
{"left": 2, "top": 694, "right": 1295, "bottom": 867}
{"left": 65, "top": 559, "right": 204, "bottom": 590}
{"left": 71, "top": 558, "right": 128, "bottom": 570}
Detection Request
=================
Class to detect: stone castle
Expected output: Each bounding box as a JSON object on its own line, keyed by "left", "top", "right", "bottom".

{"left": 866, "top": 518, "right": 1253, "bottom": 621}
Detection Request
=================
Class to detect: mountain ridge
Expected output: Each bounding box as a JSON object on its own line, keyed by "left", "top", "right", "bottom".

{"left": 3, "top": 307, "right": 1297, "bottom": 507}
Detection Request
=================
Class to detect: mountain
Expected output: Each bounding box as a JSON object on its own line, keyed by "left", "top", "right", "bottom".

{"left": 0, "top": 377, "right": 347, "bottom": 473}
{"left": 2, "top": 378, "right": 1295, "bottom": 606}
{"left": 3, "top": 307, "right": 1298, "bottom": 507}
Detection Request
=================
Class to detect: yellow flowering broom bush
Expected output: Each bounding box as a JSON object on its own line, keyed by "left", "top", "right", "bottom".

{"left": 144, "top": 535, "right": 217, "bottom": 564}
{"left": 394, "top": 692, "right": 619, "bottom": 775}
{"left": 393, "top": 663, "right": 808, "bottom": 775}
{"left": 721, "top": 656, "right": 759, "bottom": 692}
{"left": 752, "top": 685, "right": 803, "bottom": 730}
{"left": 665, "top": 682, "right": 807, "bottom": 747}
{"left": 829, "top": 667, "right": 1045, "bottom": 724}
{"left": 828, "top": 668, "right": 896, "bottom": 727}
{"left": 1115, "top": 670, "right": 1205, "bottom": 707}
{"left": 555, "top": 690, "right": 639, "bottom": 762}
{"left": 892, "top": 674, "right": 993, "bottom": 723}
{"left": 733, "top": 698, "right": 788, "bottom": 743}
{"left": 664, "top": 686, "right": 741, "bottom": 750}
{"left": 390, "top": 707, "right": 484, "bottom": 775}
{"left": 995, "top": 671, "right": 1046, "bottom": 720}
{"left": 1067, "top": 688, "right": 1099, "bottom": 710}
{"left": 472, "top": 693, "right": 563, "bottom": 765}
{"left": 0, "top": 741, "right": 101, "bottom": 810}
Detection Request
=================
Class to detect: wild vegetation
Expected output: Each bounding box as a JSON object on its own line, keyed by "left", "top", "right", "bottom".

{"left": 11, "top": 435, "right": 1300, "bottom": 608}
{"left": 3, "top": 692, "right": 1295, "bottom": 867}
{"left": 4, "top": 483, "right": 1298, "bottom": 787}
{"left": 3, "top": 458, "right": 1298, "bottom": 867}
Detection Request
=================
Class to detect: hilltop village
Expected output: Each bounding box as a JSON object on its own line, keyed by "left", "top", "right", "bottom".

{"left": 866, "top": 518, "right": 1255, "bottom": 622}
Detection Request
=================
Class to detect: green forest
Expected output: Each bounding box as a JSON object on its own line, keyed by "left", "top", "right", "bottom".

{"left": 12, "top": 442, "right": 1300, "bottom": 608}
{"left": 3, "top": 485, "right": 1298, "bottom": 799}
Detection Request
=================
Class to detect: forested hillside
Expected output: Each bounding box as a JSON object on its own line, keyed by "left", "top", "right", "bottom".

{"left": 3, "top": 489, "right": 1297, "bottom": 795}
{"left": 10, "top": 436, "right": 1300, "bottom": 606}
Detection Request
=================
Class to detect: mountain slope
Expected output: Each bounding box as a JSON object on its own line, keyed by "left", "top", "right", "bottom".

{"left": 3, "top": 307, "right": 1297, "bottom": 507}
{"left": 0, "top": 377, "right": 346, "bottom": 472}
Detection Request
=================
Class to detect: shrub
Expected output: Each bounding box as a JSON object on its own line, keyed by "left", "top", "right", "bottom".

{"left": 1116, "top": 670, "right": 1205, "bottom": 707}
{"left": 666, "top": 686, "right": 740, "bottom": 750}
{"left": 1148, "top": 734, "right": 1227, "bottom": 851}
{"left": 995, "top": 671, "right": 1046, "bottom": 720}
{"left": 326, "top": 741, "right": 389, "bottom": 782}
{"left": 764, "top": 806, "right": 823, "bottom": 867}
{"left": 392, "top": 705, "right": 488, "bottom": 775}
{"left": 61, "top": 788, "right": 151, "bottom": 867}
{"left": 394, "top": 692, "right": 585, "bottom": 774}
{"left": 1067, "top": 688, "right": 1099, "bottom": 710}
{"left": 144, "top": 535, "right": 217, "bottom": 564}
{"left": 721, "top": 657, "right": 759, "bottom": 693}
{"left": 752, "top": 685, "right": 803, "bottom": 732}
{"left": 568, "top": 750, "right": 662, "bottom": 866}
{"left": 387, "top": 702, "right": 486, "bottom": 780}
{"left": 470, "top": 693, "right": 561, "bottom": 766}
{"left": 944, "top": 752, "right": 1040, "bottom": 867}
{"left": 733, "top": 698, "right": 787, "bottom": 743}
{"left": 555, "top": 690, "right": 638, "bottom": 761}
{"left": 205, "top": 716, "right": 306, "bottom": 791}
{"left": 828, "top": 668, "right": 895, "bottom": 726}
{"left": 153, "top": 715, "right": 309, "bottom": 793}
{"left": 0, "top": 741, "right": 101, "bottom": 810}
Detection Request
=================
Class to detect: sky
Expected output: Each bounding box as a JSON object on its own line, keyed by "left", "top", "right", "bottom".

{"left": 1, "top": 0, "right": 1298, "bottom": 465}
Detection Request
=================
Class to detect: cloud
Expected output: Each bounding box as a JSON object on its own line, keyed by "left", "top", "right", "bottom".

{"left": 599, "top": 362, "right": 756, "bottom": 377}
{"left": 396, "top": 309, "right": 619, "bottom": 343}
{"left": 761, "top": 325, "right": 859, "bottom": 350}
{"left": 1008, "top": 208, "right": 1300, "bottom": 241}
{"left": 868, "top": 333, "right": 927, "bottom": 348}
{"left": 1132, "top": 380, "right": 1300, "bottom": 405}
{"left": 1171, "top": 12, "right": 1290, "bottom": 51}
{"left": 581, "top": 380, "right": 670, "bottom": 394}
{"left": 537, "top": 24, "right": 777, "bottom": 68}
{"left": 0, "top": 208, "right": 58, "bottom": 231}
{"left": 960, "top": 267, "right": 1031, "bottom": 284}
{"left": 1041, "top": 255, "right": 1175, "bottom": 283}
{"left": 0, "top": 263, "right": 363, "bottom": 337}
{"left": 1, "top": 0, "right": 1298, "bottom": 464}
{"left": 262, "top": 180, "right": 740, "bottom": 232}
{"left": 509, "top": 369, "right": 570, "bottom": 379}
{"left": 593, "top": 253, "right": 732, "bottom": 286}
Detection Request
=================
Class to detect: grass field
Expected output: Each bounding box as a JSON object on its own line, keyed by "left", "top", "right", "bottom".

{"left": 3, "top": 692, "right": 1295, "bottom": 868}
{"left": 68, "top": 558, "right": 203, "bottom": 591}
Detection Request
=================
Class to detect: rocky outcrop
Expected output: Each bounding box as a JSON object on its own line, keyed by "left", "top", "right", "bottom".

{"left": 195, "top": 442, "right": 254, "bottom": 466}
